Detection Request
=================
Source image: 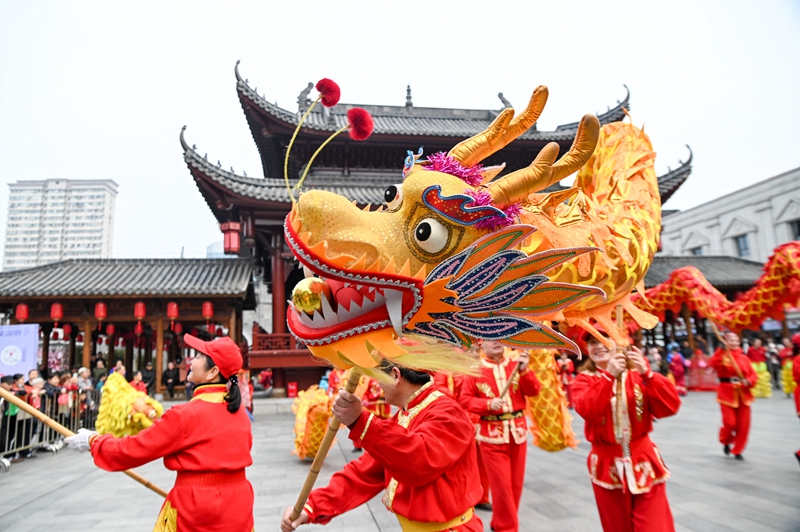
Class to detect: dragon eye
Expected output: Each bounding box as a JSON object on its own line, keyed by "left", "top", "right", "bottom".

{"left": 414, "top": 218, "right": 449, "bottom": 254}
{"left": 384, "top": 184, "right": 403, "bottom": 210}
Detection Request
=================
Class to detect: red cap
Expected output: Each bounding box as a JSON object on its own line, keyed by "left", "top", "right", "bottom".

{"left": 184, "top": 334, "right": 242, "bottom": 379}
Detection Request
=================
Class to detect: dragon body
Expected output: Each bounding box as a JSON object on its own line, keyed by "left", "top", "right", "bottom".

{"left": 633, "top": 241, "right": 800, "bottom": 330}
{"left": 285, "top": 86, "right": 665, "bottom": 450}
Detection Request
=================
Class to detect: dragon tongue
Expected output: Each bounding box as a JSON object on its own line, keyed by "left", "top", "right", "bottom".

{"left": 384, "top": 289, "right": 404, "bottom": 338}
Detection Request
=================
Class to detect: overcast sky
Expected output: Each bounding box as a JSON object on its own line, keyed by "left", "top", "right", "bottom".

{"left": 1, "top": 0, "right": 798, "bottom": 261}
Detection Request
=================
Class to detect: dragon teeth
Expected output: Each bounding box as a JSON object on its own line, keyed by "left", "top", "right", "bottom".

{"left": 384, "top": 289, "right": 404, "bottom": 338}
{"left": 303, "top": 265, "right": 314, "bottom": 278}
{"left": 319, "top": 295, "right": 339, "bottom": 326}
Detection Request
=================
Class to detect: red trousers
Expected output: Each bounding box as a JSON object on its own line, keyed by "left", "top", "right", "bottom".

{"left": 592, "top": 482, "right": 675, "bottom": 532}
{"left": 475, "top": 442, "right": 491, "bottom": 505}
{"left": 480, "top": 440, "right": 526, "bottom": 532}
{"left": 719, "top": 403, "right": 751, "bottom": 455}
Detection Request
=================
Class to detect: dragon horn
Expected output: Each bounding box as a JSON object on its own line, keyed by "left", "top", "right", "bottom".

{"left": 448, "top": 86, "right": 548, "bottom": 168}
{"left": 488, "top": 114, "right": 600, "bottom": 207}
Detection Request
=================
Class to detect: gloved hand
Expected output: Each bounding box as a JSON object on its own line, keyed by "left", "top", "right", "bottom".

{"left": 64, "top": 428, "right": 98, "bottom": 453}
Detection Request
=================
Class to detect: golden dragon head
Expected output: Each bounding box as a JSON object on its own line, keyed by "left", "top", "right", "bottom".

{"left": 285, "top": 86, "right": 608, "bottom": 370}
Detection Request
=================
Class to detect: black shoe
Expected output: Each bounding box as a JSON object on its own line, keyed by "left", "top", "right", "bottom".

{"left": 476, "top": 503, "right": 493, "bottom": 512}
{"left": 723, "top": 444, "right": 731, "bottom": 456}
{"left": 734, "top": 454, "right": 744, "bottom": 461}
{"left": 352, "top": 447, "right": 363, "bottom": 453}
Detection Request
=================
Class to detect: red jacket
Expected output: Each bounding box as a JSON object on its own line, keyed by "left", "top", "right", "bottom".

{"left": 710, "top": 348, "right": 758, "bottom": 407}
{"left": 306, "top": 381, "right": 482, "bottom": 528}
{"left": 459, "top": 353, "right": 541, "bottom": 444}
{"left": 747, "top": 346, "right": 767, "bottom": 364}
{"left": 573, "top": 369, "right": 680, "bottom": 493}
{"left": 558, "top": 358, "right": 575, "bottom": 386}
{"left": 361, "top": 378, "right": 390, "bottom": 419}
{"left": 793, "top": 356, "right": 800, "bottom": 416}
{"left": 91, "top": 384, "right": 254, "bottom": 531}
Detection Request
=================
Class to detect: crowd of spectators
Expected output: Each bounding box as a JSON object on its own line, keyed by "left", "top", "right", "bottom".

{"left": 2, "top": 356, "right": 188, "bottom": 464}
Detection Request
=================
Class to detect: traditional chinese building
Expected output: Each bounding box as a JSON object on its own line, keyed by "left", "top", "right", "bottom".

{"left": 0, "top": 259, "right": 255, "bottom": 392}
{"left": 182, "top": 62, "right": 693, "bottom": 393}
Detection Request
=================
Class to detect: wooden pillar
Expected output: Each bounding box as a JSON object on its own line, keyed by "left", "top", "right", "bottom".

{"left": 783, "top": 317, "right": 790, "bottom": 338}
{"left": 229, "top": 305, "right": 237, "bottom": 343}
{"left": 155, "top": 318, "right": 164, "bottom": 393}
{"left": 82, "top": 320, "right": 92, "bottom": 369}
{"left": 41, "top": 324, "right": 52, "bottom": 374}
{"left": 681, "top": 304, "right": 696, "bottom": 353}
{"left": 68, "top": 325, "right": 77, "bottom": 368}
{"left": 125, "top": 338, "right": 134, "bottom": 373}
{"left": 272, "top": 232, "right": 286, "bottom": 334}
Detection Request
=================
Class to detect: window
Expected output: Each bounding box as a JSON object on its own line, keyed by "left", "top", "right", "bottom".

{"left": 790, "top": 220, "right": 800, "bottom": 241}
{"left": 689, "top": 246, "right": 703, "bottom": 256}
{"left": 735, "top": 234, "right": 750, "bottom": 257}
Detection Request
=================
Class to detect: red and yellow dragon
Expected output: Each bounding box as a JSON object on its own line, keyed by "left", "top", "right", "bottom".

{"left": 285, "top": 85, "right": 666, "bottom": 451}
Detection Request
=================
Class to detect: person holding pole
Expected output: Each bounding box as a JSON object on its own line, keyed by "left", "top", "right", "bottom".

{"left": 458, "top": 340, "right": 541, "bottom": 532}
{"left": 64, "top": 335, "right": 254, "bottom": 532}
{"left": 710, "top": 330, "right": 757, "bottom": 460}
{"left": 573, "top": 327, "right": 681, "bottom": 532}
{"left": 281, "top": 358, "right": 484, "bottom": 532}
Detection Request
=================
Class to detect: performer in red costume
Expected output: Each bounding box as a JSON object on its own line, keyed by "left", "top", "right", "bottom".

{"left": 352, "top": 377, "right": 391, "bottom": 452}
{"left": 557, "top": 351, "right": 576, "bottom": 408}
{"left": 434, "top": 370, "right": 493, "bottom": 511}
{"left": 573, "top": 330, "right": 681, "bottom": 532}
{"left": 459, "top": 340, "right": 541, "bottom": 532}
{"left": 65, "top": 336, "right": 254, "bottom": 532}
{"left": 792, "top": 340, "right": 800, "bottom": 467}
{"left": 281, "top": 359, "right": 483, "bottom": 532}
{"left": 710, "top": 331, "right": 758, "bottom": 460}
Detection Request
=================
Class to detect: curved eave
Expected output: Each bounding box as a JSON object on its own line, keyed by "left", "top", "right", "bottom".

{"left": 657, "top": 145, "right": 693, "bottom": 204}
{"left": 556, "top": 85, "right": 630, "bottom": 131}
{"left": 234, "top": 62, "right": 626, "bottom": 142}
{"left": 181, "top": 127, "right": 390, "bottom": 212}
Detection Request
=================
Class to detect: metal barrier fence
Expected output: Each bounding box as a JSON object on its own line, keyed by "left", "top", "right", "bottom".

{"left": 0, "top": 388, "right": 100, "bottom": 472}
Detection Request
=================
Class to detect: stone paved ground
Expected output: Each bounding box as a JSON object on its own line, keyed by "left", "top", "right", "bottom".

{"left": 1, "top": 391, "right": 799, "bottom": 531}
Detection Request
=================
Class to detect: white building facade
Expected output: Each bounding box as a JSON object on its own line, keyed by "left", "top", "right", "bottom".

{"left": 3, "top": 179, "right": 118, "bottom": 271}
{"left": 660, "top": 167, "right": 800, "bottom": 263}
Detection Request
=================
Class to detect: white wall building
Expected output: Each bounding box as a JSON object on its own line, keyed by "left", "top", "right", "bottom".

{"left": 660, "top": 167, "right": 800, "bottom": 263}
{"left": 3, "top": 179, "right": 118, "bottom": 271}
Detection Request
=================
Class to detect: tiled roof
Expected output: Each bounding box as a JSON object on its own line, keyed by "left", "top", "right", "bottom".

{"left": 182, "top": 127, "right": 692, "bottom": 207}
{"left": 234, "top": 62, "right": 630, "bottom": 140}
{"left": 657, "top": 146, "right": 692, "bottom": 204}
{"left": 182, "top": 127, "right": 393, "bottom": 205}
{"left": 645, "top": 255, "right": 764, "bottom": 289}
{"left": 0, "top": 259, "right": 253, "bottom": 298}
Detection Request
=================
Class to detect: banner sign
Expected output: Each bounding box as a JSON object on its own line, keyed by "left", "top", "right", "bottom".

{"left": 0, "top": 324, "right": 39, "bottom": 378}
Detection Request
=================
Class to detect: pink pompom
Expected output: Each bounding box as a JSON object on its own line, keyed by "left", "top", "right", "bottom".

{"left": 347, "top": 108, "right": 374, "bottom": 141}
{"left": 315, "top": 78, "right": 341, "bottom": 107}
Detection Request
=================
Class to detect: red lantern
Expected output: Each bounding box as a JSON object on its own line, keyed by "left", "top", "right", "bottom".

{"left": 173, "top": 322, "right": 183, "bottom": 335}
{"left": 106, "top": 323, "right": 115, "bottom": 336}
{"left": 98, "top": 337, "right": 104, "bottom": 346}
{"left": 216, "top": 326, "right": 224, "bottom": 337}
{"left": 50, "top": 303, "right": 63, "bottom": 327}
{"left": 52, "top": 330, "right": 60, "bottom": 341}
{"left": 63, "top": 324, "right": 72, "bottom": 336}
{"left": 77, "top": 333, "right": 84, "bottom": 342}
{"left": 134, "top": 321, "right": 143, "bottom": 337}
{"left": 166, "top": 302, "right": 179, "bottom": 330}
{"left": 15, "top": 303, "right": 28, "bottom": 323}
{"left": 134, "top": 301, "right": 146, "bottom": 321}
{"left": 220, "top": 221, "right": 242, "bottom": 254}
{"left": 202, "top": 301, "right": 214, "bottom": 327}
{"left": 95, "top": 302, "right": 107, "bottom": 330}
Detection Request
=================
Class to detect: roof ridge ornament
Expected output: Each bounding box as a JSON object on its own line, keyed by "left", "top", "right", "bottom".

{"left": 406, "top": 85, "right": 413, "bottom": 108}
